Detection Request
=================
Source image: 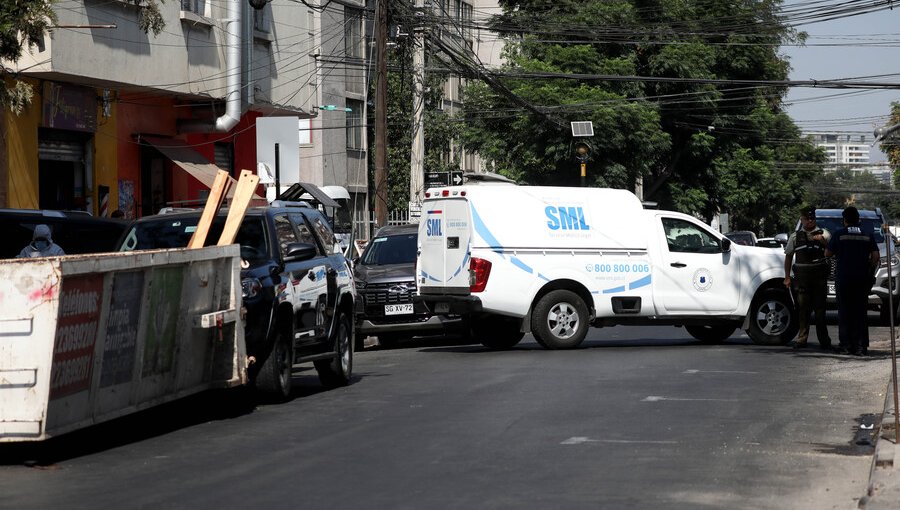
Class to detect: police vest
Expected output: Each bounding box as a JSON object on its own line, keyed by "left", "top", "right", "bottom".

{"left": 793, "top": 229, "right": 827, "bottom": 265}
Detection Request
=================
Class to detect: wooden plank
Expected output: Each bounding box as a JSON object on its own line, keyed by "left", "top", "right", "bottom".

{"left": 188, "top": 170, "right": 232, "bottom": 249}
{"left": 217, "top": 169, "right": 260, "bottom": 246}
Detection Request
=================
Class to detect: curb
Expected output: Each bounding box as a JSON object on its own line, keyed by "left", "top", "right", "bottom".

{"left": 861, "top": 376, "right": 900, "bottom": 509}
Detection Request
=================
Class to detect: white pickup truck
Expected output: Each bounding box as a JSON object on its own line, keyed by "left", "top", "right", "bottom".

{"left": 416, "top": 181, "right": 796, "bottom": 349}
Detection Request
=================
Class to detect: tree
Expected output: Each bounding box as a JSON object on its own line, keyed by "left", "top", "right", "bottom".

{"left": 885, "top": 102, "right": 900, "bottom": 181}
{"left": 368, "top": 33, "right": 461, "bottom": 212}
{"left": 456, "top": 0, "right": 823, "bottom": 234}
{"left": 0, "top": 0, "right": 55, "bottom": 114}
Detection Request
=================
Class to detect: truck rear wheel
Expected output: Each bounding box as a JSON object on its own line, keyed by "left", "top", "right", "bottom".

{"left": 473, "top": 315, "right": 525, "bottom": 350}
{"left": 255, "top": 327, "right": 293, "bottom": 399}
{"left": 531, "top": 290, "right": 589, "bottom": 349}
{"left": 315, "top": 312, "right": 353, "bottom": 388}
{"left": 686, "top": 324, "right": 736, "bottom": 344}
{"left": 747, "top": 288, "right": 796, "bottom": 345}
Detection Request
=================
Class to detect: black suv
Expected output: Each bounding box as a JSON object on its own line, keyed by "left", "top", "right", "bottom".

{"left": 118, "top": 201, "right": 355, "bottom": 398}
{"left": 1, "top": 208, "right": 128, "bottom": 259}
{"left": 354, "top": 223, "right": 463, "bottom": 348}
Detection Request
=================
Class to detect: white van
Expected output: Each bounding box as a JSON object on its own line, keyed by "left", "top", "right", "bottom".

{"left": 416, "top": 181, "right": 796, "bottom": 349}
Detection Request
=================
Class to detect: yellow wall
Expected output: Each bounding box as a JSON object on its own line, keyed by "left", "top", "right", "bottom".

{"left": 6, "top": 78, "right": 40, "bottom": 209}
{"left": 94, "top": 100, "right": 118, "bottom": 214}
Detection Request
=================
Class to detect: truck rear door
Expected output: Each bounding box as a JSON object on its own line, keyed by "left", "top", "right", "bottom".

{"left": 418, "top": 193, "right": 472, "bottom": 294}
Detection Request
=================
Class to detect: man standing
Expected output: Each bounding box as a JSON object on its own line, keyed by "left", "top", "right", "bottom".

{"left": 826, "top": 206, "right": 880, "bottom": 355}
{"left": 783, "top": 206, "right": 832, "bottom": 349}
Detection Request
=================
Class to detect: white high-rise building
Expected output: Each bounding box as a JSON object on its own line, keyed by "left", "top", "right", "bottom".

{"left": 807, "top": 132, "right": 871, "bottom": 164}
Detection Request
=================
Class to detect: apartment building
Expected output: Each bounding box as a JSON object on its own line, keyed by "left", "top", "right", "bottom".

{"left": 808, "top": 132, "right": 871, "bottom": 165}
{"left": 1, "top": 0, "right": 368, "bottom": 225}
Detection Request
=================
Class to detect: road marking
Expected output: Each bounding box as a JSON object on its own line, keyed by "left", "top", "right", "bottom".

{"left": 643, "top": 395, "right": 739, "bottom": 402}
{"left": 561, "top": 437, "right": 678, "bottom": 445}
{"left": 683, "top": 369, "right": 759, "bottom": 374}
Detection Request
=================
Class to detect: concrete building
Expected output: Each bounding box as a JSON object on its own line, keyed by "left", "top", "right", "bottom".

{"left": 1, "top": 0, "right": 368, "bottom": 230}
{"left": 807, "top": 132, "right": 871, "bottom": 165}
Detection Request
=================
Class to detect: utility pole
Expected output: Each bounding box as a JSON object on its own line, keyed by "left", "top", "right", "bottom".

{"left": 374, "top": 0, "right": 388, "bottom": 228}
{"left": 409, "top": 0, "right": 425, "bottom": 221}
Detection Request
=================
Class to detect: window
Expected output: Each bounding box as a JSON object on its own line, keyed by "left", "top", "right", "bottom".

{"left": 299, "top": 118, "right": 312, "bottom": 146}
{"left": 346, "top": 99, "right": 363, "bottom": 150}
{"left": 344, "top": 9, "right": 362, "bottom": 59}
{"left": 289, "top": 214, "right": 321, "bottom": 251}
{"left": 274, "top": 214, "right": 301, "bottom": 258}
{"left": 662, "top": 218, "right": 721, "bottom": 254}
{"left": 309, "top": 215, "right": 336, "bottom": 256}
{"left": 181, "top": 0, "right": 205, "bottom": 15}
{"left": 253, "top": 5, "right": 270, "bottom": 33}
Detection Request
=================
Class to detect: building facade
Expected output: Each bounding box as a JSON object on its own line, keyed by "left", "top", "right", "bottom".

{"left": 2, "top": 0, "right": 368, "bottom": 230}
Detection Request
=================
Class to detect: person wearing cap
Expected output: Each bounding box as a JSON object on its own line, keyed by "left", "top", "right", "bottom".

{"left": 825, "top": 206, "right": 879, "bottom": 355}
{"left": 16, "top": 224, "right": 66, "bottom": 258}
{"left": 783, "top": 206, "right": 832, "bottom": 349}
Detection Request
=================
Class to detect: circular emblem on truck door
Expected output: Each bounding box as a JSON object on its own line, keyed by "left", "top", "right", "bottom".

{"left": 692, "top": 269, "right": 713, "bottom": 292}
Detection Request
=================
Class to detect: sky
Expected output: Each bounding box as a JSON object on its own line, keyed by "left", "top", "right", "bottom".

{"left": 780, "top": 2, "right": 900, "bottom": 163}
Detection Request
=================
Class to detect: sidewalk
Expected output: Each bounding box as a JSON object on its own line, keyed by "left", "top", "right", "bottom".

{"left": 860, "top": 326, "right": 900, "bottom": 509}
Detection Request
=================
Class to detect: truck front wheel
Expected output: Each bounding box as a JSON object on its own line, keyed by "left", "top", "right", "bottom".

{"left": 531, "top": 290, "right": 589, "bottom": 349}
{"left": 747, "top": 289, "right": 797, "bottom": 345}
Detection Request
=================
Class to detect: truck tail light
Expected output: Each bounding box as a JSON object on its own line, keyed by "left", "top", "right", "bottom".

{"left": 469, "top": 257, "right": 491, "bottom": 293}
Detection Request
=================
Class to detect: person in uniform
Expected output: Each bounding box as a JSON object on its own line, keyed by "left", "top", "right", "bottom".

{"left": 783, "top": 206, "right": 832, "bottom": 349}
{"left": 16, "top": 224, "right": 66, "bottom": 258}
{"left": 825, "top": 206, "right": 879, "bottom": 355}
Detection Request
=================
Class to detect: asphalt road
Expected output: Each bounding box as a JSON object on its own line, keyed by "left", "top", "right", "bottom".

{"left": 0, "top": 321, "right": 894, "bottom": 510}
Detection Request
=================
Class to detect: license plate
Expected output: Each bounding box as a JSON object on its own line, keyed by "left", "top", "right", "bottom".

{"left": 385, "top": 303, "right": 414, "bottom": 315}
{"left": 828, "top": 283, "right": 835, "bottom": 295}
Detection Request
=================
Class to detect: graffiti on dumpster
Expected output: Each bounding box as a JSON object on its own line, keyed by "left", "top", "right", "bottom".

{"left": 142, "top": 267, "right": 183, "bottom": 377}
{"left": 49, "top": 275, "right": 103, "bottom": 399}
{"left": 100, "top": 271, "right": 144, "bottom": 387}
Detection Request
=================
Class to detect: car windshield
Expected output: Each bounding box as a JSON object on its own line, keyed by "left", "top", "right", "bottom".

{"left": 361, "top": 233, "right": 417, "bottom": 265}
{"left": 814, "top": 217, "right": 886, "bottom": 244}
{"left": 119, "top": 215, "right": 269, "bottom": 262}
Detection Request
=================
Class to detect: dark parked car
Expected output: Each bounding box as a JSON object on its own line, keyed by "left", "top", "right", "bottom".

{"left": 118, "top": 201, "right": 356, "bottom": 398}
{"left": 354, "top": 223, "right": 463, "bottom": 348}
{"left": 1, "top": 208, "right": 128, "bottom": 259}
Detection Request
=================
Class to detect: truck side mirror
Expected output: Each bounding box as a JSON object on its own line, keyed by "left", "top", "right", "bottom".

{"left": 721, "top": 238, "right": 732, "bottom": 252}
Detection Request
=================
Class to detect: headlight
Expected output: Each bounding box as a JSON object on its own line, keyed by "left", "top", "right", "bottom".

{"left": 242, "top": 278, "right": 262, "bottom": 299}
{"left": 880, "top": 255, "right": 900, "bottom": 268}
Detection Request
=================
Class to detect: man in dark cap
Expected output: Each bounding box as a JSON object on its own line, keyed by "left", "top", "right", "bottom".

{"left": 826, "top": 206, "right": 880, "bottom": 355}
{"left": 16, "top": 224, "right": 66, "bottom": 258}
{"left": 783, "top": 205, "right": 832, "bottom": 349}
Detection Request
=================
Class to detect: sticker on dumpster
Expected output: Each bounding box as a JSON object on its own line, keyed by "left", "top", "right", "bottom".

{"left": 49, "top": 275, "right": 104, "bottom": 400}
{"left": 142, "top": 267, "right": 183, "bottom": 377}
{"left": 100, "top": 271, "right": 144, "bottom": 388}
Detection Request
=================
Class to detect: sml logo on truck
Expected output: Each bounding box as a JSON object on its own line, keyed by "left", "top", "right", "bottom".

{"left": 426, "top": 210, "right": 443, "bottom": 237}
{"left": 546, "top": 206, "right": 590, "bottom": 237}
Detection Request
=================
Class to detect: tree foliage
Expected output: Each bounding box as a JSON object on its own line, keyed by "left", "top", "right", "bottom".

{"left": 369, "top": 37, "right": 461, "bottom": 212}
{"left": 886, "top": 102, "right": 900, "bottom": 181}
{"left": 457, "top": 0, "right": 824, "bottom": 234}
{"left": 0, "top": 0, "right": 55, "bottom": 114}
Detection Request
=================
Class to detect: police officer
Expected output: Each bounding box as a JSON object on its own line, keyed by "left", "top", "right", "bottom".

{"left": 783, "top": 206, "right": 832, "bottom": 349}
{"left": 825, "top": 206, "right": 879, "bottom": 355}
